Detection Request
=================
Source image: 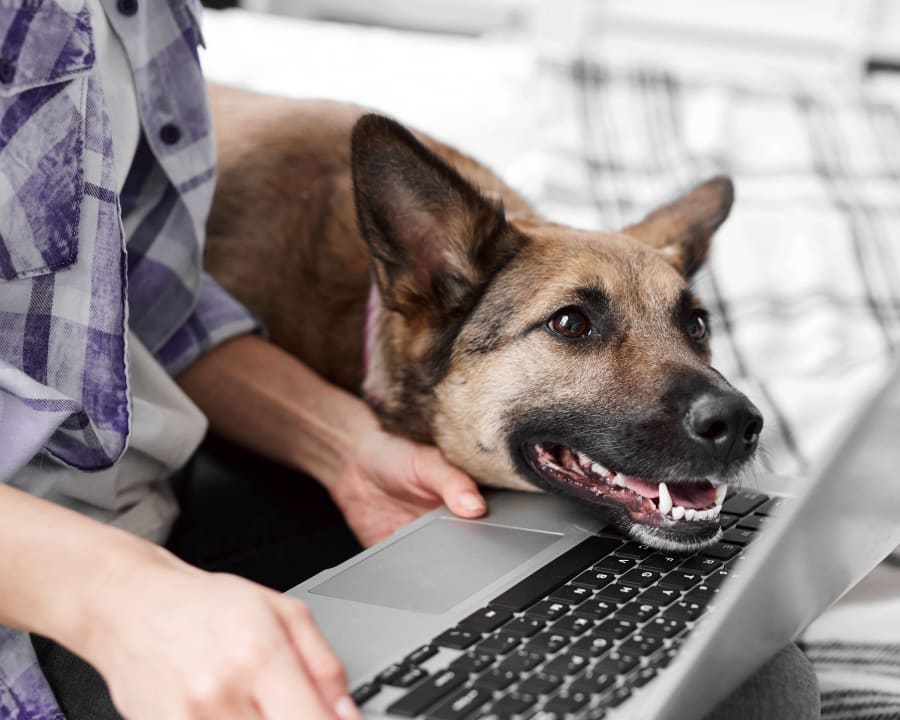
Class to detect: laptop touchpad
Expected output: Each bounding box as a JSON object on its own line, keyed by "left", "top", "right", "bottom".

{"left": 310, "top": 518, "right": 561, "bottom": 614}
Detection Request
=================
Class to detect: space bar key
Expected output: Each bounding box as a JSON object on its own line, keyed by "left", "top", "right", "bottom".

{"left": 489, "top": 536, "right": 621, "bottom": 612}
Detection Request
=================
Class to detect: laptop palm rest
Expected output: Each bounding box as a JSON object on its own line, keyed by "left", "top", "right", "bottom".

{"left": 310, "top": 518, "right": 560, "bottom": 614}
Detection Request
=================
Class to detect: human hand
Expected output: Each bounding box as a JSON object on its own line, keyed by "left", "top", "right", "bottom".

{"left": 78, "top": 553, "right": 360, "bottom": 720}
{"left": 329, "top": 426, "right": 487, "bottom": 547}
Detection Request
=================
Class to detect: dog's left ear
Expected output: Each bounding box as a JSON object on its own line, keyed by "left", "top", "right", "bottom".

{"left": 623, "top": 176, "right": 734, "bottom": 277}
{"left": 351, "top": 114, "right": 521, "bottom": 317}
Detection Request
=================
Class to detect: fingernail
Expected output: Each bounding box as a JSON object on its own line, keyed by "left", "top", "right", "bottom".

{"left": 334, "top": 695, "right": 361, "bottom": 720}
{"left": 460, "top": 492, "right": 486, "bottom": 513}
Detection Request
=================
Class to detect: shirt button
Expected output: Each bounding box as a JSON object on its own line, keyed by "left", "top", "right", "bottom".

{"left": 159, "top": 123, "right": 182, "bottom": 145}
{"left": 0, "top": 58, "right": 14, "bottom": 84}
{"left": 116, "top": 0, "right": 138, "bottom": 16}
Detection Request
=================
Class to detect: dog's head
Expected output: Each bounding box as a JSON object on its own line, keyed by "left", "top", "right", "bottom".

{"left": 352, "top": 114, "right": 762, "bottom": 552}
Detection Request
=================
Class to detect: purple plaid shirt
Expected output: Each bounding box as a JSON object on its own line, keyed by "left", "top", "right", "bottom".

{"left": 0, "top": 1, "right": 257, "bottom": 716}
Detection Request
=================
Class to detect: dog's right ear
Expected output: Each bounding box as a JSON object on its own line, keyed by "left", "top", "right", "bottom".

{"left": 351, "top": 114, "right": 520, "bottom": 318}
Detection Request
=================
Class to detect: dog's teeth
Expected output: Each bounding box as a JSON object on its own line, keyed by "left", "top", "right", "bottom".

{"left": 591, "top": 462, "right": 608, "bottom": 477}
{"left": 708, "top": 504, "right": 721, "bottom": 519}
{"left": 684, "top": 508, "right": 697, "bottom": 521}
{"left": 696, "top": 509, "right": 709, "bottom": 521}
{"left": 576, "top": 451, "right": 592, "bottom": 466}
{"left": 658, "top": 482, "right": 673, "bottom": 515}
{"left": 715, "top": 484, "right": 728, "bottom": 506}
{"left": 671, "top": 505, "right": 685, "bottom": 521}
{"left": 613, "top": 473, "right": 626, "bottom": 487}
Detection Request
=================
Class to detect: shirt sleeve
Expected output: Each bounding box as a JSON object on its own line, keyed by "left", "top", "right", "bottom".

{"left": 154, "top": 272, "right": 263, "bottom": 377}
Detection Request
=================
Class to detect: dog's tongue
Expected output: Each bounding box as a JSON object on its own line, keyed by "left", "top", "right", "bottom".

{"left": 621, "top": 476, "right": 717, "bottom": 509}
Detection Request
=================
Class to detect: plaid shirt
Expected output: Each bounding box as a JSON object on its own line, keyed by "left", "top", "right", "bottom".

{"left": 0, "top": 1, "right": 256, "bottom": 717}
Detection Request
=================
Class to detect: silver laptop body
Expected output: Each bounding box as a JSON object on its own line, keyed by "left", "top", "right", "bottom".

{"left": 287, "top": 362, "right": 900, "bottom": 719}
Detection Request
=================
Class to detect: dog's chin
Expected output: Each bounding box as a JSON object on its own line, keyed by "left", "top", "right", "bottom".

{"left": 520, "top": 441, "right": 729, "bottom": 553}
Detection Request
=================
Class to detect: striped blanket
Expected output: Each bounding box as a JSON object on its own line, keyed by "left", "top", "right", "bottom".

{"left": 201, "top": 11, "right": 900, "bottom": 718}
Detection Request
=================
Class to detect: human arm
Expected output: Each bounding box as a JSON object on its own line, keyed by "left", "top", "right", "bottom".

{"left": 0, "top": 482, "right": 358, "bottom": 720}
{"left": 176, "top": 332, "right": 487, "bottom": 547}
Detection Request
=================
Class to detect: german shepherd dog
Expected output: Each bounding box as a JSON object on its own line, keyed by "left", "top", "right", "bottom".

{"left": 204, "top": 84, "right": 763, "bottom": 552}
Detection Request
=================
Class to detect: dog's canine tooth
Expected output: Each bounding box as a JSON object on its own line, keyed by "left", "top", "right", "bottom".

{"left": 715, "top": 483, "right": 728, "bottom": 506}
{"left": 671, "top": 505, "right": 686, "bottom": 521}
{"left": 591, "top": 462, "right": 609, "bottom": 478}
{"left": 613, "top": 473, "right": 626, "bottom": 487}
{"left": 658, "top": 482, "right": 673, "bottom": 515}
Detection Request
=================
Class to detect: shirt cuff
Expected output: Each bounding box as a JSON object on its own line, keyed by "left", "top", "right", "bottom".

{"left": 154, "top": 273, "right": 262, "bottom": 376}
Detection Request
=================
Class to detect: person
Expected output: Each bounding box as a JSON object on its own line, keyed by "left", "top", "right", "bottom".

{"left": 0, "top": 2, "right": 820, "bottom": 720}
{"left": 0, "top": 2, "right": 487, "bottom": 719}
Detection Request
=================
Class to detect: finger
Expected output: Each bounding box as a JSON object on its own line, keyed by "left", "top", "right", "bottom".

{"left": 412, "top": 448, "right": 487, "bottom": 518}
{"left": 253, "top": 640, "right": 336, "bottom": 720}
{"left": 279, "top": 599, "right": 359, "bottom": 719}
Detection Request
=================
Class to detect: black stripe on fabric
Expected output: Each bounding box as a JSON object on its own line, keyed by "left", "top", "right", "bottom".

{"left": 125, "top": 183, "right": 179, "bottom": 272}
{"left": 22, "top": 274, "right": 53, "bottom": 385}
{"left": 797, "top": 95, "right": 894, "bottom": 354}
{"left": 84, "top": 181, "right": 116, "bottom": 204}
{"left": 119, "top": 133, "right": 157, "bottom": 218}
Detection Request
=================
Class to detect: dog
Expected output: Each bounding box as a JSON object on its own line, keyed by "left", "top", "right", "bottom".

{"left": 204, "top": 83, "right": 763, "bottom": 552}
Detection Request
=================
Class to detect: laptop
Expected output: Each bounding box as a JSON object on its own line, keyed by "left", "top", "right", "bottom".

{"left": 286, "top": 361, "right": 900, "bottom": 719}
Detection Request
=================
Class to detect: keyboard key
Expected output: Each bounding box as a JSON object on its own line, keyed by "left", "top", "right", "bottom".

{"left": 502, "top": 617, "right": 546, "bottom": 637}
{"left": 542, "top": 651, "right": 591, "bottom": 676}
{"left": 701, "top": 542, "right": 742, "bottom": 561}
{"left": 632, "top": 665, "right": 658, "bottom": 687}
{"left": 526, "top": 600, "right": 570, "bottom": 621}
{"left": 618, "top": 601, "right": 658, "bottom": 623}
{"left": 666, "top": 600, "right": 705, "bottom": 622}
{"left": 426, "top": 686, "right": 493, "bottom": 720}
{"left": 642, "top": 616, "right": 686, "bottom": 639}
{"left": 607, "top": 685, "right": 632, "bottom": 707}
{"left": 377, "top": 663, "right": 411, "bottom": 685}
{"left": 594, "top": 618, "right": 637, "bottom": 640}
{"left": 571, "top": 569, "right": 615, "bottom": 590}
{"left": 595, "top": 583, "right": 641, "bottom": 603}
{"left": 386, "top": 669, "right": 467, "bottom": 717}
{"left": 617, "top": 542, "right": 656, "bottom": 560}
{"left": 719, "top": 513, "right": 741, "bottom": 529}
{"left": 498, "top": 649, "right": 544, "bottom": 674}
{"left": 640, "top": 553, "right": 682, "bottom": 572}
{"left": 593, "top": 651, "right": 639, "bottom": 674}
{"left": 737, "top": 514, "right": 768, "bottom": 531}
{"left": 547, "top": 584, "right": 593, "bottom": 605}
{"left": 543, "top": 690, "right": 590, "bottom": 715}
{"left": 458, "top": 607, "right": 512, "bottom": 633}
{"left": 721, "top": 527, "right": 756, "bottom": 546}
{"left": 474, "top": 632, "right": 520, "bottom": 656}
{"left": 474, "top": 667, "right": 518, "bottom": 691}
{"left": 550, "top": 615, "right": 594, "bottom": 636}
{"left": 525, "top": 631, "right": 571, "bottom": 655}
{"left": 619, "top": 568, "right": 663, "bottom": 588}
{"left": 754, "top": 496, "right": 791, "bottom": 516}
{"left": 490, "top": 536, "right": 621, "bottom": 612}
{"left": 449, "top": 652, "right": 493, "bottom": 675}
{"left": 433, "top": 628, "right": 480, "bottom": 650}
{"left": 704, "top": 569, "right": 732, "bottom": 589}
{"left": 518, "top": 671, "right": 563, "bottom": 696}
{"left": 619, "top": 633, "right": 663, "bottom": 657}
{"left": 405, "top": 644, "right": 439, "bottom": 665}
{"left": 571, "top": 634, "right": 613, "bottom": 656}
{"left": 684, "top": 584, "right": 718, "bottom": 606}
{"left": 570, "top": 667, "right": 615, "bottom": 694}
{"left": 722, "top": 489, "right": 769, "bottom": 516}
{"left": 659, "top": 570, "right": 702, "bottom": 591}
{"left": 486, "top": 692, "right": 533, "bottom": 717}
{"left": 638, "top": 586, "right": 681, "bottom": 607}
{"left": 594, "top": 556, "right": 636, "bottom": 573}
{"left": 573, "top": 599, "right": 618, "bottom": 621}
{"left": 351, "top": 682, "right": 380, "bottom": 706}
{"left": 678, "top": 556, "right": 722, "bottom": 574}
{"left": 387, "top": 666, "right": 429, "bottom": 688}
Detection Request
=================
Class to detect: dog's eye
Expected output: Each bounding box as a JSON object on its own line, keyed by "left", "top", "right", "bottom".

{"left": 686, "top": 312, "right": 709, "bottom": 343}
{"left": 549, "top": 307, "right": 593, "bottom": 338}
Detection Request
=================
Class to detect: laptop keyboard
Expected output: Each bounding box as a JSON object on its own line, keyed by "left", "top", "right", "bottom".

{"left": 352, "top": 488, "right": 782, "bottom": 719}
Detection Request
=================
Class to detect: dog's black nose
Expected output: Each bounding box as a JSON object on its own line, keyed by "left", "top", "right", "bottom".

{"left": 685, "top": 392, "right": 763, "bottom": 463}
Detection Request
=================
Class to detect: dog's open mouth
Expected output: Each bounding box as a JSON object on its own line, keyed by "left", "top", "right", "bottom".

{"left": 523, "top": 442, "right": 726, "bottom": 551}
